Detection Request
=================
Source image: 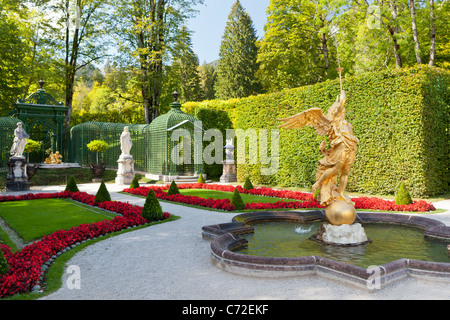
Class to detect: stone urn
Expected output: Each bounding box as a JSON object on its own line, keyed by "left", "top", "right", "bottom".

{"left": 89, "top": 162, "right": 106, "bottom": 182}
{"left": 26, "top": 163, "right": 39, "bottom": 180}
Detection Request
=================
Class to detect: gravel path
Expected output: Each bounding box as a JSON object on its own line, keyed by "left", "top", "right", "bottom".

{"left": 2, "top": 183, "right": 450, "bottom": 300}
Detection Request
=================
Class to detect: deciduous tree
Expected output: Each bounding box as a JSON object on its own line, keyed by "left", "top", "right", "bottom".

{"left": 257, "top": 0, "right": 340, "bottom": 92}
{"left": 111, "top": 0, "right": 203, "bottom": 123}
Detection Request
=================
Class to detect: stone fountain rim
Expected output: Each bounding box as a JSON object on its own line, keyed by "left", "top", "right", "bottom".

{"left": 202, "top": 210, "right": 450, "bottom": 290}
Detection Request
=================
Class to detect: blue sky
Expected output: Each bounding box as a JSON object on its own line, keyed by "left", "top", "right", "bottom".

{"left": 187, "top": 0, "right": 271, "bottom": 64}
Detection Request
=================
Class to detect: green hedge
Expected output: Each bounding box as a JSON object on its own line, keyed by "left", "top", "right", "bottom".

{"left": 183, "top": 66, "right": 449, "bottom": 197}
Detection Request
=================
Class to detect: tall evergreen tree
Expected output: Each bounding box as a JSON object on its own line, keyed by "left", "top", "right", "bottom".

{"left": 169, "top": 25, "right": 202, "bottom": 103}
{"left": 215, "top": 0, "right": 261, "bottom": 100}
{"left": 198, "top": 61, "right": 217, "bottom": 100}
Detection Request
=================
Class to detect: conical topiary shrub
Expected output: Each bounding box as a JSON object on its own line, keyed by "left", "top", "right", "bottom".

{"left": 197, "top": 174, "right": 205, "bottom": 184}
{"left": 65, "top": 176, "right": 79, "bottom": 192}
{"left": 0, "top": 249, "right": 9, "bottom": 275}
{"left": 94, "top": 181, "right": 111, "bottom": 203}
{"left": 130, "top": 175, "right": 140, "bottom": 189}
{"left": 167, "top": 180, "right": 180, "bottom": 196}
{"left": 395, "top": 182, "right": 412, "bottom": 205}
{"left": 142, "top": 189, "right": 164, "bottom": 221}
{"left": 243, "top": 177, "right": 253, "bottom": 190}
{"left": 231, "top": 188, "right": 245, "bottom": 210}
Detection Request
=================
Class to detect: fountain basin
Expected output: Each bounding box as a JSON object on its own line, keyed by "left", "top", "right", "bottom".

{"left": 202, "top": 211, "right": 450, "bottom": 290}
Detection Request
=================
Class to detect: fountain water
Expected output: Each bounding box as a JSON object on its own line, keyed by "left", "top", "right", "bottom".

{"left": 202, "top": 211, "right": 450, "bottom": 289}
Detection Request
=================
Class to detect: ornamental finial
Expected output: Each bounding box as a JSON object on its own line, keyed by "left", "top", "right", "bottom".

{"left": 38, "top": 77, "right": 45, "bottom": 90}
{"left": 172, "top": 89, "right": 180, "bottom": 102}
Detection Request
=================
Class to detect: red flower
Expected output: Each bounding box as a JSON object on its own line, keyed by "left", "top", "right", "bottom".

{"left": 123, "top": 183, "right": 435, "bottom": 213}
{"left": 0, "top": 191, "right": 171, "bottom": 298}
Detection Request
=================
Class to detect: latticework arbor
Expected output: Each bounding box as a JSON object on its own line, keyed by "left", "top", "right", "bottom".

{"left": 0, "top": 117, "right": 22, "bottom": 170}
{"left": 148, "top": 94, "right": 204, "bottom": 176}
{"left": 68, "top": 122, "right": 151, "bottom": 172}
{"left": 68, "top": 91, "right": 205, "bottom": 177}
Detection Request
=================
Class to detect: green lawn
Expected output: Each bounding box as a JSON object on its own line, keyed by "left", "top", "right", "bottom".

{"left": 0, "top": 198, "right": 114, "bottom": 243}
{"left": 171, "top": 189, "right": 297, "bottom": 204}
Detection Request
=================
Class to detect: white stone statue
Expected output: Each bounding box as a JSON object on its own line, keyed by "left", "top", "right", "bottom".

{"left": 116, "top": 126, "right": 135, "bottom": 185}
{"left": 120, "top": 126, "right": 133, "bottom": 156}
{"left": 10, "top": 122, "right": 29, "bottom": 158}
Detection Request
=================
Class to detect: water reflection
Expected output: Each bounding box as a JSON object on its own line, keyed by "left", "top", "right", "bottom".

{"left": 236, "top": 221, "right": 450, "bottom": 268}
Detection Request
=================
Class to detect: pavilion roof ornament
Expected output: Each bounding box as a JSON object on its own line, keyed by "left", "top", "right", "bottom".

{"left": 17, "top": 78, "right": 64, "bottom": 106}
{"left": 172, "top": 89, "right": 180, "bottom": 102}
{"left": 38, "top": 77, "right": 45, "bottom": 90}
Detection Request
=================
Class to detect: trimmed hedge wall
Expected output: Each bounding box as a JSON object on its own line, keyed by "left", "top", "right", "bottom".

{"left": 183, "top": 66, "right": 449, "bottom": 197}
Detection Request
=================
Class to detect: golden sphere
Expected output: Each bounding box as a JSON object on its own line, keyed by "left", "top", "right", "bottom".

{"left": 325, "top": 200, "right": 356, "bottom": 226}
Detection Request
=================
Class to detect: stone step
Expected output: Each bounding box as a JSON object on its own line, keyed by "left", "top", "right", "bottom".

{"left": 145, "top": 173, "right": 209, "bottom": 184}
{"left": 168, "top": 177, "right": 213, "bottom": 184}
{"left": 173, "top": 178, "right": 200, "bottom": 183}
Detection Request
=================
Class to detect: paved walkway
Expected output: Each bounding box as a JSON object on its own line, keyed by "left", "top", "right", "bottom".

{"left": 1, "top": 183, "right": 450, "bottom": 300}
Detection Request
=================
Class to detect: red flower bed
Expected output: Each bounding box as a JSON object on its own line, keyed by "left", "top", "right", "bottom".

{"left": 124, "top": 186, "right": 235, "bottom": 211}
{"left": 0, "top": 191, "right": 170, "bottom": 298}
{"left": 245, "top": 200, "right": 322, "bottom": 210}
{"left": 123, "top": 183, "right": 436, "bottom": 213}
{"left": 352, "top": 197, "right": 435, "bottom": 212}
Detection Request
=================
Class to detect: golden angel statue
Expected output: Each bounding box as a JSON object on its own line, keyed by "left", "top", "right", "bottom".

{"left": 278, "top": 71, "right": 358, "bottom": 225}
{"left": 45, "top": 151, "right": 63, "bottom": 164}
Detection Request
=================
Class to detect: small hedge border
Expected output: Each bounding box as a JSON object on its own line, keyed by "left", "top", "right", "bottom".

{"left": 0, "top": 191, "right": 171, "bottom": 298}
{"left": 123, "top": 183, "right": 435, "bottom": 213}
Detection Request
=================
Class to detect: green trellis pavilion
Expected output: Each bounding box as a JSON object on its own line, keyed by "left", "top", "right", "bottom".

{"left": 68, "top": 90, "right": 205, "bottom": 181}
{"left": 1, "top": 83, "right": 206, "bottom": 180}
{"left": 0, "top": 79, "right": 68, "bottom": 169}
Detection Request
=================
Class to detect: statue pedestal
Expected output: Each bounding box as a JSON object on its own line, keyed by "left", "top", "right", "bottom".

{"left": 220, "top": 159, "right": 237, "bottom": 183}
{"left": 115, "top": 154, "right": 135, "bottom": 185}
{"left": 6, "top": 157, "right": 29, "bottom": 192}
{"left": 311, "top": 223, "right": 370, "bottom": 246}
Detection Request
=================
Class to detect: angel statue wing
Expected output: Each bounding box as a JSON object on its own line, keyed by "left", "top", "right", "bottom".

{"left": 277, "top": 108, "right": 331, "bottom": 136}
